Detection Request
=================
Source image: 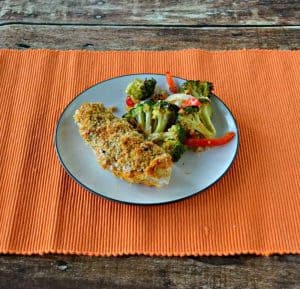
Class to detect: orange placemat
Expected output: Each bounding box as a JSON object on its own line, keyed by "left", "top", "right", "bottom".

{"left": 0, "top": 49, "right": 299, "bottom": 256}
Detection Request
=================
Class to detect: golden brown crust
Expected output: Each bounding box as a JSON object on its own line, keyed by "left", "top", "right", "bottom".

{"left": 74, "top": 103, "right": 173, "bottom": 187}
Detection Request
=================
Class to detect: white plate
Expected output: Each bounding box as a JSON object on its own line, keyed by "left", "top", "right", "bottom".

{"left": 55, "top": 74, "right": 239, "bottom": 205}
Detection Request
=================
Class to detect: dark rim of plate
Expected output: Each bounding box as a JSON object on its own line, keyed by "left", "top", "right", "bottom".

{"left": 54, "top": 73, "right": 240, "bottom": 206}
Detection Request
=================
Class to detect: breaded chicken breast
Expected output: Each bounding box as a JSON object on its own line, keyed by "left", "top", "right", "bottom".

{"left": 74, "top": 103, "right": 173, "bottom": 187}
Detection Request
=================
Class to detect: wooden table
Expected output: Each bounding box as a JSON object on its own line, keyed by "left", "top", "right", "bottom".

{"left": 0, "top": 1, "right": 299, "bottom": 288}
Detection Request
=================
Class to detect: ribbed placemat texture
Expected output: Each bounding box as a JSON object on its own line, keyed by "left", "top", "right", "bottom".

{"left": 0, "top": 49, "right": 299, "bottom": 256}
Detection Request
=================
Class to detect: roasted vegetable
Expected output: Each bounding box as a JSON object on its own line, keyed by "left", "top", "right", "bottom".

{"left": 199, "top": 103, "right": 216, "bottom": 137}
{"left": 151, "top": 86, "right": 169, "bottom": 102}
{"left": 124, "top": 101, "right": 185, "bottom": 161}
{"left": 179, "top": 80, "right": 213, "bottom": 101}
{"left": 166, "top": 71, "right": 178, "bottom": 93}
{"left": 178, "top": 104, "right": 216, "bottom": 139}
{"left": 148, "top": 124, "right": 186, "bottom": 162}
{"left": 162, "top": 138, "right": 185, "bottom": 162}
{"left": 143, "top": 100, "right": 156, "bottom": 135}
{"left": 152, "top": 101, "right": 179, "bottom": 133}
{"left": 123, "top": 100, "right": 178, "bottom": 135}
{"left": 125, "top": 78, "right": 157, "bottom": 103}
{"left": 184, "top": 132, "right": 235, "bottom": 147}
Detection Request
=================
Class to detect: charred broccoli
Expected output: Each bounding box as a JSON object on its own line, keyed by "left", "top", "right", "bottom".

{"left": 162, "top": 138, "right": 185, "bottom": 162}
{"left": 148, "top": 124, "right": 186, "bottom": 162}
{"left": 125, "top": 78, "right": 156, "bottom": 103}
{"left": 126, "top": 103, "right": 146, "bottom": 132}
{"left": 179, "top": 80, "right": 213, "bottom": 101}
{"left": 148, "top": 123, "right": 186, "bottom": 143}
{"left": 142, "top": 100, "right": 155, "bottom": 135}
{"left": 178, "top": 103, "right": 216, "bottom": 139}
{"left": 124, "top": 100, "right": 178, "bottom": 135}
{"left": 123, "top": 101, "right": 185, "bottom": 161}
{"left": 152, "top": 101, "right": 179, "bottom": 133}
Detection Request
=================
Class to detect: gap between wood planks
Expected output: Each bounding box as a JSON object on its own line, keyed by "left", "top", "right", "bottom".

{"left": 0, "top": 21, "right": 299, "bottom": 29}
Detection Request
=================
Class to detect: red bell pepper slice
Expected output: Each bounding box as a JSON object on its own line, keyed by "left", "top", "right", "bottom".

{"left": 181, "top": 97, "right": 201, "bottom": 108}
{"left": 166, "top": 71, "right": 178, "bottom": 93}
{"left": 184, "top": 132, "right": 235, "bottom": 147}
{"left": 126, "top": 96, "right": 135, "bottom": 107}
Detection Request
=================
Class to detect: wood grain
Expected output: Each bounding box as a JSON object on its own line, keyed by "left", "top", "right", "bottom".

{"left": 0, "top": 0, "right": 299, "bottom": 26}
{"left": 0, "top": 255, "right": 300, "bottom": 289}
{"left": 1, "top": 25, "right": 299, "bottom": 50}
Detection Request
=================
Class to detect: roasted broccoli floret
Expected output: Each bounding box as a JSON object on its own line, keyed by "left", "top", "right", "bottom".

{"left": 162, "top": 139, "right": 185, "bottom": 162}
{"left": 148, "top": 124, "right": 186, "bottom": 162}
{"left": 199, "top": 103, "right": 216, "bottom": 137}
{"left": 178, "top": 103, "right": 216, "bottom": 139}
{"left": 123, "top": 100, "right": 178, "bottom": 136}
{"left": 152, "top": 101, "right": 179, "bottom": 133}
{"left": 142, "top": 100, "right": 155, "bottom": 135}
{"left": 123, "top": 102, "right": 185, "bottom": 161}
{"left": 167, "top": 123, "right": 186, "bottom": 143}
{"left": 123, "top": 100, "right": 153, "bottom": 134}
{"left": 148, "top": 123, "right": 186, "bottom": 143}
{"left": 179, "top": 80, "right": 213, "bottom": 100}
{"left": 123, "top": 103, "right": 145, "bottom": 132}
{"left": 182, "top": 106, "right": 199, "bottom": 114}
{"left": 125, "top": 78, "right": 156, "bottom": 103}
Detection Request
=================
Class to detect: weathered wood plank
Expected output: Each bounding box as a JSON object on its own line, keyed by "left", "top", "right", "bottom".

{"left": 0, "top": 25, "right": 299, "bottom": 50}
{"left": 0, "top": 0, "right": 299, "bottom": 26}
{"left": 0, "top": 255, "right": 300, "bottom": 289}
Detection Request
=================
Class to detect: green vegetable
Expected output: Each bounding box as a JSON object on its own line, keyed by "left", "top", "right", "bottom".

{"left": 178, "top": 104, "right": 216, "bottom": 139}
{"left": 143, "top": 100, "right": 155, "bottom": 136}
{"left": 167, "top": 123, "right": 186, "bottom": 143}
{"left": 199, "top": 103, "right": 216, "bottom": 137}
{"left": 179, "top": 80, "right": 213, "bottom": 101}
{"left": 133, "top": 103, "right": 146, "bottom": 132}
{"left": 125, "top": 78, "right": 156, "bottom": 102}
{"left": 123, "top": 101, "right": 185, "bottom": 161}
{"left": 123, "top": 100, "right": 178, "bottom": 135}
{"left": 152, "top": 101, "right": 179, "bottom": 133}
{"left": 148, "top": 124, "right": 186, "bottom": 162}
{"left": 182, "top": 105, "right": 199, "bottom": 114}
{"left": 162, "top": 138, "right": 185, "bottom": 162}
{"left": 148, "top": 123, "right": 186, "bottom": 143}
